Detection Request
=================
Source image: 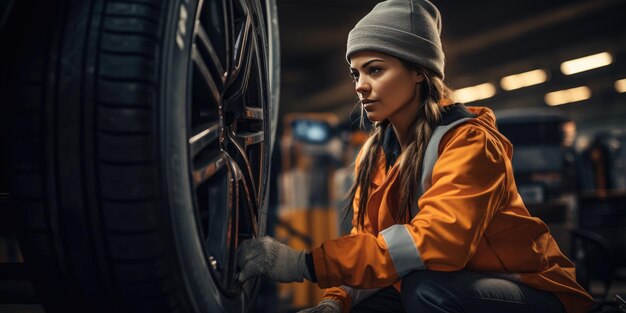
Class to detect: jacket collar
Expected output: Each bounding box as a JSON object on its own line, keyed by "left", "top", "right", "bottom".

{"left": 373, "top": 103, "right": 476, "bottom": 186}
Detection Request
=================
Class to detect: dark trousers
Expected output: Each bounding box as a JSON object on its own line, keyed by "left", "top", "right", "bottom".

{"left": 351, "top": 271, "right": 565, "bottom": 313}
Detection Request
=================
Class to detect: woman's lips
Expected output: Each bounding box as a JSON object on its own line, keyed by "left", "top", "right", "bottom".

{"left": 362, "top": 101, "right": 377, "bottom": 110}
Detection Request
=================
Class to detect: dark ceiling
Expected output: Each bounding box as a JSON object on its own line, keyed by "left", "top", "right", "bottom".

{"left": 275, "top": 0, "right": 626, "bottom": 129}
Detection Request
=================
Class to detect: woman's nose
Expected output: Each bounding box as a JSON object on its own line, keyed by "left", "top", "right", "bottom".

{"left": 355, "top": 77, "right": 370, "bottom": 94}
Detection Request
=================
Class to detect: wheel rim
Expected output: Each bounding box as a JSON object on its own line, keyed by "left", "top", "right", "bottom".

{"left": 186, "top": 0, "right": 269, "bottom": 296}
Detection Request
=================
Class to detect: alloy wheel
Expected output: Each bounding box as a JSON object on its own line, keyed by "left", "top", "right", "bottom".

{"left": 187, "top": 0, "right": 270, "bottom": 296}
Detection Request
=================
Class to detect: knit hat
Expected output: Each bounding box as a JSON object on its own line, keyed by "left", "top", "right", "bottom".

{"left": 346, "top": 0, "right": 445, "bottom": 79}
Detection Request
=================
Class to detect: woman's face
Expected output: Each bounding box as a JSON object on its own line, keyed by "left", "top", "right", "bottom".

{"left": 349, "top": 51, "right": 424, "bottom": 124}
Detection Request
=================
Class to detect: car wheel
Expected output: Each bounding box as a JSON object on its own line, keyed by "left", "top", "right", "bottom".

{"left": 8, "top": 0, "right": 279, "bottom": 312}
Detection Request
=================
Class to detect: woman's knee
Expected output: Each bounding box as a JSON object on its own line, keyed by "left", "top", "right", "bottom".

{"left": 400, "top": 271, "right": 458, "bottom": 311}
{"left": 400, "top": 271, "right": 565, "bottom": 313}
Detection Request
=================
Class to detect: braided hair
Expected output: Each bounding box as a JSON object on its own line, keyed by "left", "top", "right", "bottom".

{"left": 345, "top": 63, "right": 455, "bottom": 230}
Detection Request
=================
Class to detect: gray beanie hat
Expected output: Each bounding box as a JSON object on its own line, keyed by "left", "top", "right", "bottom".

{"left": 346, "top": 0, "right": 445, "bottom": 79}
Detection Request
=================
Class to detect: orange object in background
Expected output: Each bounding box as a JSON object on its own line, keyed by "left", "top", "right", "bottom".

{"left": 275, "top": 208, "right": 338, "bottom": 308}
{"left": 275, "top": 113, "right": 343, "bottom": 309}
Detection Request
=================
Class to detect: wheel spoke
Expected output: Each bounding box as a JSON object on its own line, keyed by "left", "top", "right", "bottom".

{"left": 192, "top": 45, "right": 222, "bottom": 105}
{"left": 227, "top": 131, "right": 259, "bottom": 183}
{"left": 225, "top": 130, "right": 264, "bottom": 206}
{"left": 197, "top": 0, "right": 231, "bottom": 77}
{"left": 226, "top": 0, "right": 254, "bottom": 95}
{"left": 224, "top": 156, "right": 241, "bottom": 287}
{"left": 229, "top": 151, "right": 258, "bottom": 230}
{"left": 189, "top": 121, "right": 221, "bottom": 157}
{"left": 192, "top": 152, "right": 227, "bottom": 187}
{"left": 222, "top": 155, "right": 258, "bottom": 289}
{"left": 224, "top": 0, "right": 234, "bottom": 74}
{"left": 232, "top": 37, "right": 254, "bottom": 97}
{"left": 238, "top": 170, "right": 259, "bottom": 236}
{"left": 195, "top": 22, "right": 227, "bottom": 84}
{"left": 233, "top": 17, "right": 252, "bottom": 77}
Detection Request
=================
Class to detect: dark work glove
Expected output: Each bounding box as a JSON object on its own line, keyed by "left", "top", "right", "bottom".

{"left": 236, "top": 236, "right": 312, "bottom": 283}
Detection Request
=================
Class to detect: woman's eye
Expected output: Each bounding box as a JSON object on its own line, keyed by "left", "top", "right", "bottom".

{"left": 368, "top": 67, "right": 381, "bottom": 75}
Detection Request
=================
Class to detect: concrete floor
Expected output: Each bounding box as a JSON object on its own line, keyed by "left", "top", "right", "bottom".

{"left": 1, "top": 282, "right": 625, "bottom": 313}
{"left": 0, "top": 305, "right": 44, "bottom": 313}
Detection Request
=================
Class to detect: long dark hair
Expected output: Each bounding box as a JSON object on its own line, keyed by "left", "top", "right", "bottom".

{"left": 345, "top": 62, "right": 455, "bottom": 230}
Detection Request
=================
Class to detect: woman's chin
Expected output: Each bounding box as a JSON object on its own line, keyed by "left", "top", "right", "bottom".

{"left": 365, "top": 112, "right": 383, "bottom": 122}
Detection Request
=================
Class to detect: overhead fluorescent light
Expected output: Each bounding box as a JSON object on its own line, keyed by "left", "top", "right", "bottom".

{"left": 500, "top": 69, "right": 548, "bottom": 91}
{"left": 615, "top": 78, "right": 626, "bottom": 93}
{"left": 454, "top": 83, "right": 496, "bottom": 103}
{"left": 560, "top": 52, "right": 613, "bottom": 75}
{"left": 545, "top": 86, "right": 591, "bottom": 106}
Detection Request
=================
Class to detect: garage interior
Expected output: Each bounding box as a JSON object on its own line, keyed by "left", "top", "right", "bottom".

{"left": 269, "top": 0, "right": 626, "bottom": 310}
{"left": 1, "top": 0, "right": 626, "bottom": 312}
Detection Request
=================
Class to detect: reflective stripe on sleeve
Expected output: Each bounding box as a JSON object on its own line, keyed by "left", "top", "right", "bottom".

{"left": 380, "top": 225, "right": 425, "bottom": 277}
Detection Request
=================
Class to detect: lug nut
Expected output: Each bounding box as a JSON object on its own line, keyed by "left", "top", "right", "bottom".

{"left": 208, "top": 256, "right": 218, "bottom": 270}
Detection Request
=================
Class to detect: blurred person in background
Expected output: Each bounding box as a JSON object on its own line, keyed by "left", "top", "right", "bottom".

{"left": 236, "top": 0, "right": 593, "bottom": 312}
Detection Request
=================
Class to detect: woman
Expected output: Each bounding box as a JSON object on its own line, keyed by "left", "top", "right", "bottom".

{"left": 236, "top": 1, "right": 594, "bottom": 312}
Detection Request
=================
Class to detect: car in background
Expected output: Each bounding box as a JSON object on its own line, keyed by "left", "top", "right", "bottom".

{"left": 575, "top": 129, "right": 626, "bottom": 295}
{"left": 495, "top": 108, "right": 577, "bottom": 254}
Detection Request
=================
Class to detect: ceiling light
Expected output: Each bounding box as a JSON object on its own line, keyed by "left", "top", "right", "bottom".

{"left": 545, "top": 86, "right": 591, "bottom": 106}
{"left": 454, "top": 83, "right": 496, "bottom": 103}
{"left": 615, "top": 78, "right": 626, "bottom": 93}
{"left": 500, "top": 69, "right": 548, "bottom": 91}
{"left": 560, "top": 52, "right": 613, "bottom": 75}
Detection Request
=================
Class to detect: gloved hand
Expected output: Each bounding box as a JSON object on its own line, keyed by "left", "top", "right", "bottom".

{"left": 297, "top": 299, "right": 342, "bottom": 313}
{"left": 236, "top": 236, "right": 312, "bottom": 283}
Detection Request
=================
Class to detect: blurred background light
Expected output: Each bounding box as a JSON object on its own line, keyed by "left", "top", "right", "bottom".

{"left": 615, "top": 78, "right": 626, "bottom": 93}
{"left": 453, "top": 83, "right": 496, "bottom": 103}
{"left": 545, "top": 86, "right": 591, "bottom": 106}
{"left": 560, "top": 52, "right": 613, "bottom": 75}
{"left": 500, "top": 69, "right": 548, "bottom": 91}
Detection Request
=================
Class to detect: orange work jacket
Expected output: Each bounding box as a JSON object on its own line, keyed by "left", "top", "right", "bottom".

{"left": 312, "top": 105, "right": 594, "bottom": 313}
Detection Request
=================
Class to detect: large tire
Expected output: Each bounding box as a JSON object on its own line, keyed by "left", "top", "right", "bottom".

{"left": 8, "top": 0, "right": 279, "bottom": 312}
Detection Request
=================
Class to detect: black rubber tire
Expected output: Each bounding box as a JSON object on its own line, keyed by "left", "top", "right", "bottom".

{"left": 7, "top": 0, "right": 279, "bottom": 312}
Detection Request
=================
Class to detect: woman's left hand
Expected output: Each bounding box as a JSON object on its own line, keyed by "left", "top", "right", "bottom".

{"left": 236, "top": 236, "right": 311, "bottom": 283}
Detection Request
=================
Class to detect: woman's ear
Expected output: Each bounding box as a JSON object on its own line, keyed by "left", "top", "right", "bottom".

{"left": 415, "top": 73, "right": 425, "bottom": 83}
